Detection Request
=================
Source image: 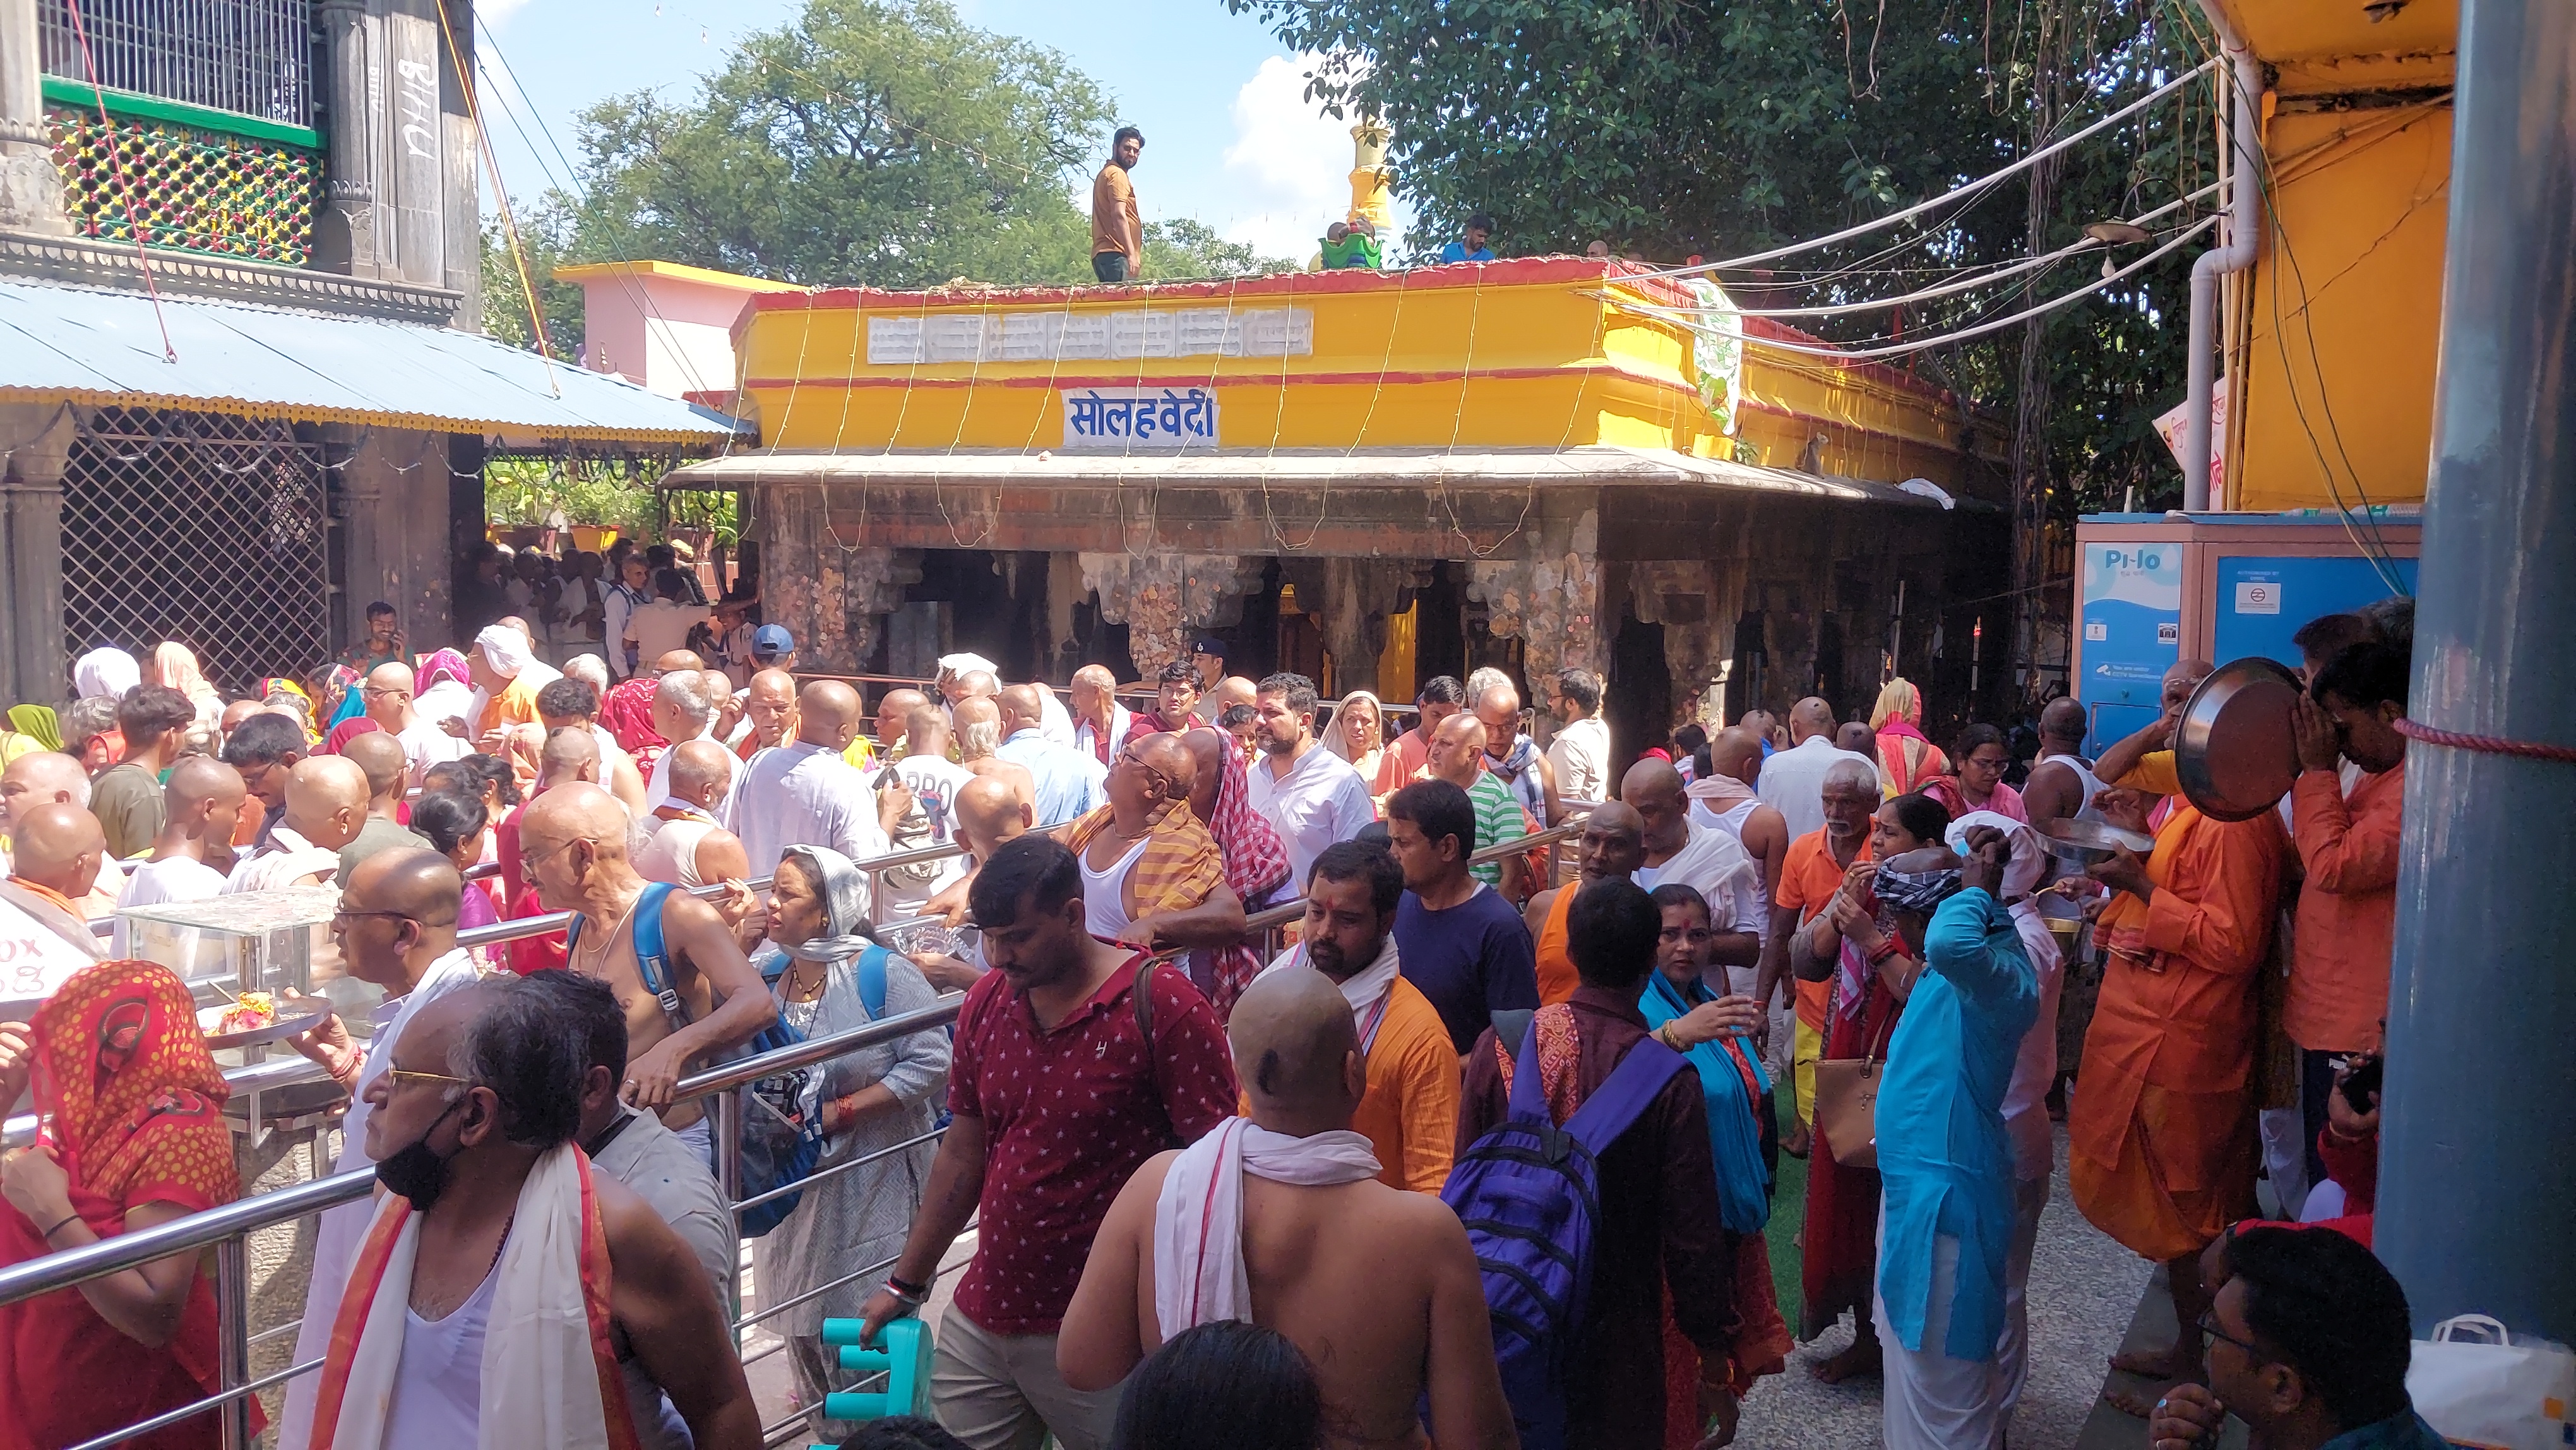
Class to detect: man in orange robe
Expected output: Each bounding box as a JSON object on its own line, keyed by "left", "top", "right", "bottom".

{"left": 2071, "top": 731, "right": 2284, "bottom": 1408}
{"left": 1524, "top": 802, "right": 1644, "bottom": 1005}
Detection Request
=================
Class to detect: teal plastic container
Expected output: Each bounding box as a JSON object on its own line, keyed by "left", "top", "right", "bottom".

{"left": 816, "top": 1315, "right": 935, "bottom": 1423}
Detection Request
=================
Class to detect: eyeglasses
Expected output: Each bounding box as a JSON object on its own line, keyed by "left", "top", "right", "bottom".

{"left": 359, "top": 685, "right": 408, "bottom": 698}
{"left": 382, "top": 1067, "right": 468, "bottom": 1091}
{"left": 520, "top": 835, "right": 595, "bottom": 881}
{"left": 2196, "top": 1312, "right": 2260, "bottom": 1358}
{"left": 1116, "top": 746, "right": 1173, "bottom": 795}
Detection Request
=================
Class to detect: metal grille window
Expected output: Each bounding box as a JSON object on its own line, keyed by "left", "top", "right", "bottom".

{"left": 62, "top": 409, "right": 331, "bottom": 698}
{"left": 39, "top": 0, "right": 316, "bottom": 128}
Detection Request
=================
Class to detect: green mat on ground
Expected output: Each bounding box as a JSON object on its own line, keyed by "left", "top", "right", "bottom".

{"left": 1764, "top": 1094, "right": 1807, "bottom": 1333}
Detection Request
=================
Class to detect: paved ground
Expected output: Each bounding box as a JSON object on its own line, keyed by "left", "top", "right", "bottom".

{"left": 1739, "top": 1116, "right": 2154, "bottom": 1449}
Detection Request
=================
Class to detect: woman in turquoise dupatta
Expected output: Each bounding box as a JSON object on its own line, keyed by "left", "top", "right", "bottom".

{"left": 1639, "top": 883, "right": 1774, "bottom": 1233}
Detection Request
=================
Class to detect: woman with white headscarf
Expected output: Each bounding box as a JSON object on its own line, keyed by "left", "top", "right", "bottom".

{"left": 71, "top": 647, "right": 140, "bottom": 703}
{"left": 750, "top": 844, "right": 951, "bottom": 1438}
{"left": 143, "top": 643, "right": 224, "bottom": 729}
{"left": 1317, "top": 688, "right": 1387, "bottom": 785}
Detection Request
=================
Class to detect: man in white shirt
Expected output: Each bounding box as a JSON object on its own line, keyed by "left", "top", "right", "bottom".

{"left": 624, "top": 568, "right": 712, "bottom": 668}
{"left": 727, "top": 681, "right": 895, "bottom": 902}
{"left": 878, "top": 705, "right": 974, "bottom": 917}
{"left": 1244, "top": 672, "right": 1376, "bottom": 884}
{"left": 275, "top": 849, "right": 487, "bottom": 1450}
{"left": 1068, "top": 664, "right": 1132, "bottom": 767}
{"left": 1756, "top": 695, "right": 1881, "bottom": 841}
{"left": 994, "top": 683, "right": 1108, "bottom": 827}
{"left": 1619, "top": 758, "right": 1765, "bottom": 968}
{"left": 113, "top": 759, "right": 247, "bottom": 956}
{"left": 366, "top": 661, "right": 468, "bottom": 789}
{"left": 645, "top": 671, "right": 726, "bottom": 817}
{"left": 1544, "top": 668, "right": 1612, "bottom": 806}
{"left": 604, "top": 553, "right": 653, "bottom": 679}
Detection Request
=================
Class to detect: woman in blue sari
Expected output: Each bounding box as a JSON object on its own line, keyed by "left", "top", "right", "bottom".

{"left": 1640, "top": 882, "right": 1791, "bottom": 1435}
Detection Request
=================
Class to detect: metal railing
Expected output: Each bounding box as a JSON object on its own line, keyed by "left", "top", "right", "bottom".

{"left": 38, "top": 0, "right": 318, "bottom": 128}
{"left": 14, "top": 812, "right": 1591, "bottom": 1449}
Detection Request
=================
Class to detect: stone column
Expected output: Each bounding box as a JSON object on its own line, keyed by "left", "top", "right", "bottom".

{"left": 1465, "top": 506, "right": 1606, "bottom": 699}
{"left": 1630, "top": 558, "right": 1751, "bottom": 730}
{"left": 758, "top": 486, "right": 918, "bottom": 672}
{"left": 335, "top": 428, "right": 451, "bottom": 653}
{"left": 1079, "top": 553, "right": 1263, "bottom": 678}
{"left": 0, "top": 0, "right": 69, "bottom": 236}
{"left": 313, "top": 0, "right": 379, "bottom": 275}
{"left": 0, "top": 402, "right": 76, "bottom": 706}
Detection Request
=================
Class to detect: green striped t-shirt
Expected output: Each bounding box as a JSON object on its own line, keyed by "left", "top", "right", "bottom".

{"left": 1466, "top": 770, "right": 1529, "bottom": 885}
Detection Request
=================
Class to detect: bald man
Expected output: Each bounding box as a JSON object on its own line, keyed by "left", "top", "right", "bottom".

{"left": 1422, "top": 712, "right": 1530, "bottom": 901}
{"left": 1835, "top": 721, "right": 1877, "bottom": 756}
{"left": 1522, "top": 800, "right": 1644, "bottom": 1005}
{"left": 727, "top": 680, "right": 891, "bottom": 895}
{"left": 735, "top": 668, "right": 800, "bottom": 762}
{"left": 1062, "top": 730, "right": 1245, "bottom": 956}
{"left": 338, "top": 732, "right": 434, "bottom": 886}
{"left": 273, "top": 847, "right": 486, "bottom": 1450}
{"left": 2018, "top": 696, "right": 2101, "bottom": 832}
{"left": 1472, "top": 682, "right": 1560, "bottom": 829}
{"left": 878, "top": 705, "right": 975, "bottom": 917}
{"left": 523, "top": 782, "right": 773, "bottom": 1146}
{"left": 0, "top": 751, "right": 93, "bottom": 870}
{"left": 912, "top": 773, "right": 1038, "bottom": 993}
{"left": 638, "top": 740, "right": 751, "bottom": 890}
{"left": 0, "top": 802, "right": 110, "bottom": 999}
{"left": 1621, "top": 758, "right": 1764, "bottom": 969}
{"left": 1741, "top": 707, "right": 1784, "bottom": 752}
{"left": 996, "top": 682, "right": 1107, "bottom": 827}
{"left": 110, "top": 758, "right": 249, "bottom": 954}
{"left": 1203, "top": 674, "right": 1258, "bottom": 726}
{"left": 1692, "top": 726, "right": 1796, "bottom": 1060}
{"left": 1068, "top": 665, "right": 1131, "bottom": 767}
{"left": 1059, "top": 966, "right": 1516, "bottom": 1450}
{"left": 1757, "top": 695, "right": 1881, "bottom": 841}
{"left": 873, "top": 687, "right": 929, "bottom": 756}
{"left": 227, "top": 755, "right": 372, "bottom": 893}
{"left": 367, "top": 660, "right": 468, "bottom": 789}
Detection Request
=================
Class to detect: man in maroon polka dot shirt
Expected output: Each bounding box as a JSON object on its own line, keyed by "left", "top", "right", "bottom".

{"left": 857, "top": 835, "right": 1239, "bottom": 1449}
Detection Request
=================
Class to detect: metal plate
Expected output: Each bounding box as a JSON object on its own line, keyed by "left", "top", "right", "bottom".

{"left": 196, "top": 1003, "right": 326, "bottom": 1052}
{"left": 2032, "top": 817, "right": 2156, "bottom": 865}
{"left": 2174, "top": 656, "right": 2305, "bottom": 822}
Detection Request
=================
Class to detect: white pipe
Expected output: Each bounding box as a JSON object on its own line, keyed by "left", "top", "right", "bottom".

{"left": 2185, "top": 5, "right": 2264, "bottom": 510}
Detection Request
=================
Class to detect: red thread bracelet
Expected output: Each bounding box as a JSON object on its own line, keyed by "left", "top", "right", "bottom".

{"left": 2393, "top": 717, "right": 2576, "bottom": 764}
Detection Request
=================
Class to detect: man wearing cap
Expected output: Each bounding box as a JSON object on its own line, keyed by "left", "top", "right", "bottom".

{"left": 1188, "top": 637, "right": 1227, "bottom": 721}
{"left": 749, "top": 624, "right": 796, "bottom": 675}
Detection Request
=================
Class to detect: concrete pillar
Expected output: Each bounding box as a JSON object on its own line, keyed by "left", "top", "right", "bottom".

{"left": 0, "top": 402, "right": 75, "bottom": 706}
{"left": 2376, "top": 0, "right": 2576, "bottom": 1340}
{"left": 0, "top": 0, "right": 68, "bottom": 236}
{"left": 313, "top": 0, "right": 380, "bottom": 275}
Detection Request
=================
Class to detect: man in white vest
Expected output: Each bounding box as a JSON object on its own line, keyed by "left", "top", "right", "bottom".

{"left": 0, "top": 803, "right": 110, "bottom": 1013}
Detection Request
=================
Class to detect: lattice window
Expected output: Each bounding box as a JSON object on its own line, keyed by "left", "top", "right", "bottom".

{"left": 39, "top": 0, "right": 316, "bottom": 128}
{"left": 61, "top": 409, "right": 331, "bottom": 698}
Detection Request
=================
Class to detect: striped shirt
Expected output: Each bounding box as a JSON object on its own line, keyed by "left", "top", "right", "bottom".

{"left": 1466, "top": 770, "right": 1527, "bottom": 886}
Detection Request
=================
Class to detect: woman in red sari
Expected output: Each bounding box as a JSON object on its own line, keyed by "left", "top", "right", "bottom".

{"left": 1791, "top": 792, "right": 1952, "bottom": 1383}
{"left": 0, "top": 959, "right": 253, "bottom": 1450}
{"left": 1870, "top": 678, "right": 1948, "bottom": 799}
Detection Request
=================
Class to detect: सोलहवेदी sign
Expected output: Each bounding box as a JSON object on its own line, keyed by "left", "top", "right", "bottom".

{"left": 1062, "top": 388, "right": 1218, "bottom": 449}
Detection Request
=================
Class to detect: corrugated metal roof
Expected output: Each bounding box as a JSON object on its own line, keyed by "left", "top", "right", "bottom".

{"left": 0, "top": 278, "right": 741, "bottom": 442}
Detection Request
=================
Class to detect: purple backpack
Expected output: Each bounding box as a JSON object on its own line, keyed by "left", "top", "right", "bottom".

{"left": 1440, "top": 1016, "right": 1689, "bottom": 1450}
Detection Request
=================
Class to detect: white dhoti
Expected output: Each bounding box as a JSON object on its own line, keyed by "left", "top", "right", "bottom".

{"left": 1993, "top": 1173, "right": 2051, "bottom": 1427}
{"left": 2258, "top": 1105, "right": 2311, "bottom": 1220}
{"left": 1878, "top": 1230, "right": 2008, "bottom": 1450}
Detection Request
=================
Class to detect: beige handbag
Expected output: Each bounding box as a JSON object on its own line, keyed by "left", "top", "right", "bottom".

{"left": 1810, "top": 979, "right": 1898, "bottom": 1170}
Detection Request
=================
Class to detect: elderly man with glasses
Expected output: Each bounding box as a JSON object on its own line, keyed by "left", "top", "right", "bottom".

{"left": 272, "top": 848, "right": 487, "bottom": 1450}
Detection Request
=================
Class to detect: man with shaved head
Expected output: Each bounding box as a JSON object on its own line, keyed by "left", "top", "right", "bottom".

{"left": 727, "top": 679, "right": 892, "bottom": 893}
{"left": 1068, "top": 664, "right": 1130, "bottom": 767}
{"left": 226, "top": 755, "right": 371, "bottom": 893}
{"left": 1758, "top": 695, "right": 1881, "bottom": 842}
{"left": 524, "top": 782, "right": 773, "bottom": 1154}
{"left": 1423, "top": 710, "right": 1530, "bottom": 901}
{"left": 995, "top": 682, "right": 1107, "bottom": 827}
{"left": 912, "top": 773, "right": 1039, "bottom": 993}
{"left": 873, "top": 687, "right": 929, "bottom": 758}
{"left": 733, "top": 667, "right": 801, "bottom": 762}
{"left": 2018, "top": 695, "right": 2101, "bottom": 832}
{"left": 1835, "top": 720, "right": 1878, "bottom": 756}
{"left": 367, "top": 660, "right": 467, "bottom": 789}
{"left": 1203, "top": 674, "right": 1257, "bottom": 727}
{"left": 1059, "top": 964, "right": 1515, "bottom": 1448}
{"left": 879, "top": 705, "right": 974, "bottom": 918}
{"left": 0, "top": 752, "right": 92, "bottom": 873}
{"left": 1691, "top": 725, "right": 1797, "bottom": 1071}
{"left": 109, "top": 758, "right": 247, "bottom": 952}
{"left": 1621, "top": 758, "right": 1764, "bottom": 973}
{"left": 1472, "top": 680, "right": 1560, "bottom": 829}
{"left": 1061, "top": 730, "right": 1245, "bottom": 964}
{"left": 1524, "top": 801, "right": 1645, "bottom": 1005}
{"left": 337, "top": 731, "right": 434, "bottom": 885}
{"left": 638, "top": 740, "right": 751, "bottom": 890}
{"left": 0, "top": 802, "right": 109, "bottom": 1000}
{"left": 273, "top": 846, "right": 486, "bottom": 1450}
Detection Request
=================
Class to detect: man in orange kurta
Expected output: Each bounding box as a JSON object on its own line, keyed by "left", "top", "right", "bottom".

{"left": 1525, "top": 802, "right": 1645, "bottom": 1005}
{"left": 1261, "top": 840, "right": 1460, "bottom": 1193}
{"left": 2071, "top": 752, "right": 2284, "bottom": 1396}
{"left": 1757, "top": 758, "right": 1880, "bottom": 1155}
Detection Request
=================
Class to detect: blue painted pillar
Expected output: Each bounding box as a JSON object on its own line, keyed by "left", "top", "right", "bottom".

{"left": 2377, "top": 0, "right": 2576, "bottom": 1338}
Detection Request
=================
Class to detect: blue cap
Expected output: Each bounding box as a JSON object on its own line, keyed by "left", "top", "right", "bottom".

{"left": 1191, "top": 636, "right": 1225, "bottom": 658}
{"left": 751, "top": 624, "right": 795, "bottom": 658}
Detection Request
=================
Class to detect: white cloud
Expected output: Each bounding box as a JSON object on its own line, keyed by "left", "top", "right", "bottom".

{"left": 480, "top": 0, "right": 537, "bottom": 23}
{"left": 1207, "top": 54, "right": 1410, "bottom": 262}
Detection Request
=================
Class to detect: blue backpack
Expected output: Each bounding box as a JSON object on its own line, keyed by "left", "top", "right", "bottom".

{"left": 1439, "top": 1016, "right": 1690, "bottom": 1450}
{"left": 572, "top": 883, "right": 886, "bottom": 1237}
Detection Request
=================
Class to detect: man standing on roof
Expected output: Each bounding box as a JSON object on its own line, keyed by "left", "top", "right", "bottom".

{"left": 1091, "top": 126, "right": 1145, "bottom": 284}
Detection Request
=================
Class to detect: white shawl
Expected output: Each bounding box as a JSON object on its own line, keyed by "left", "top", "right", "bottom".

{"left": 1152, "top": 1117, "right": 1382, "bottom": 1338}
{"left": 1260, "top": 938, "right": 1404, "bottom": 1050}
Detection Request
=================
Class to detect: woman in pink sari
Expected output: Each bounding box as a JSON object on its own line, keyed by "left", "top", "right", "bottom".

{"left": 1920, "top": 722, "right": 2028, "bottom": 822}
{"left": 1869, "top": 678, "right": 1948, "bottom": 798}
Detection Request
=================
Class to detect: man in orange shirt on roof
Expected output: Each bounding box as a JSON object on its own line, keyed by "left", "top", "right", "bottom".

{"left": 1260, "top": 841, "right": 1458, "bottom": 1194}
{"left": 1090, "top": 126, "right": 1144, "bottom": 284}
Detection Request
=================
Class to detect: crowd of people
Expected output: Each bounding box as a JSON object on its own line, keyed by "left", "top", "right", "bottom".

{"left": 0, "top": 581, "right": 2457, "bottom": 1450}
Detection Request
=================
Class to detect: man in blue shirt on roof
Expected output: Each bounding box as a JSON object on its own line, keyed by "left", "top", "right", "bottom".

{"left": 1868, "top": 823, "right": 2039, "bottom": 1449}
{"left": 1438, "top": 214, "right": 1496, "bottom": 263}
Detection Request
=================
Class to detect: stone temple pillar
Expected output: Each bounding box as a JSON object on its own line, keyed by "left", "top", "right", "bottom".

{"left": 1, "top": 402, "right": 76, "bottom": 706}
{"left": 1466, "top": 506, "right": 1607, "bottom": 700}
{"left": 313, "top": 0, "right": 379, "bottom": 275}
{"left": 0, "top": 0, "right": 70, "bottom": 236}
{"left": 758, "top": 487, "right": 920, "bottom": 672}
{"left": 1079, "top": 553, "right": 1263, "bottom": 679}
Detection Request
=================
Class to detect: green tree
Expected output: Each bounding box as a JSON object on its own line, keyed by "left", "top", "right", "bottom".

{"left": 1142, "top": 218, "right": 1296, "bottom": 280}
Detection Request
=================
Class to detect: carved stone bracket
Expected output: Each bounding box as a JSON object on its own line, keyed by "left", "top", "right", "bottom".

{"left": 1467, "top": 549, "right": 1605, "bottom": 697}
{"left": 1629, "top": 559, "right": 1746, "bottom": 727}
{"left": 1080, "top": 552, "right": 1262, "bottom": 678}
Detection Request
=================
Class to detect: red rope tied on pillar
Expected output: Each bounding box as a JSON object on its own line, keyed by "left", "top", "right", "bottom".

{"left": 2393, "top": 716, "right": 2576, "bottom": 764}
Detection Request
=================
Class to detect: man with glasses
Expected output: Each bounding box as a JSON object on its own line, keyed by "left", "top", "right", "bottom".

{"left": 274, "top": 849, "right": 486, "bottom": 1450}
{"left": 363, "top": 661, "right": 468, "bottom": 791}
{"left": 1058, "top": 733, "right": 1244, "bottom": 960}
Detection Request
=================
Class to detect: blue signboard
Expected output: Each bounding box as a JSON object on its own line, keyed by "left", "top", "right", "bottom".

{"left": 2212, "top": 554, "right": 2418, "bottom": 669}
{"left": 2078, "top": 542, "right": 2182, "bottom": 755}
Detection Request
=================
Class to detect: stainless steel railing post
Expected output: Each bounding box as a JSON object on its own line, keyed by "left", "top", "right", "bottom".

{"left": 215, "top": 1236, "right": 251, "bottom": 1450}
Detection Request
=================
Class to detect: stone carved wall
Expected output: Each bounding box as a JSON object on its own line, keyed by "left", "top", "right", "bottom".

{"left": 1628, "top": 558, "right": 1746, "bottom": 729}
{"left": 1079, "top": 552, "right": 1263, "bottom": 676}
{"left": 760, "top": 489, "right": 921, "bottom": 673}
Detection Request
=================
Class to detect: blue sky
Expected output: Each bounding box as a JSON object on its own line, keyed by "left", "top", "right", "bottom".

{"left": 473, "top": 0, "right": 1410, "bottom": 264}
